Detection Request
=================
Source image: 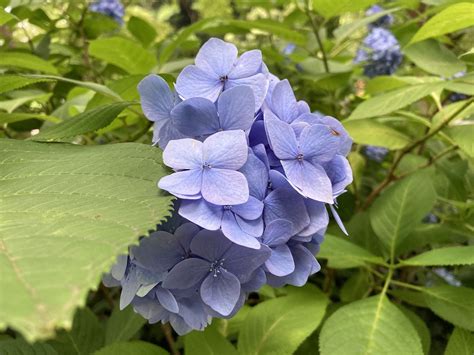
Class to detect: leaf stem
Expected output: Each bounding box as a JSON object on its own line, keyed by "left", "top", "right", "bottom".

{"left": 362, "top": 98, "right": 473, "bottom": 209}
{"left": 304, "top": 0, "right": 330, "bottom": 73}
{"left": 389, "top": 279, "right": 423, "bottom": 291}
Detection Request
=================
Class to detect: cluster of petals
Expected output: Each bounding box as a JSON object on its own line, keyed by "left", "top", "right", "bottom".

{"left": 105, "top": 38, "right": 353, "bottom": 334}
{"left": 89, "top": 0, "right": 124, "bottom": 24}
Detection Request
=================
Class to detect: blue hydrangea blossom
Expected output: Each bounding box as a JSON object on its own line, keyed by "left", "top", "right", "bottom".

{"left": 107, "top": 37, "right": 354, "bottom": 334}
{"left": 355, "top": 27, "right": 402, "bottom": 77}
{"left": 366, "top": 5, "right": 394, "bottom": 28}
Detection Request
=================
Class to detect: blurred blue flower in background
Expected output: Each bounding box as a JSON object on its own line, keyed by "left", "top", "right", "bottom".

{"left": 89, "top": 0, "right": 124, "bottom": 24}
{"left": 364, "top": 145, "right": 389, "bottom": 162}
{"left": 355, "top": 28, "right": 402, "bottom": 77}
{"left": 366, "top": 5, "right": 394, "bottom": 28}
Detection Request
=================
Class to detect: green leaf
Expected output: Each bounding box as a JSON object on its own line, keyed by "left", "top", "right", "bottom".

{"left": 87, "top": 75, "right": 143, "bottom": 110}
{"left": 127, "top": 16, "right": 157, "bottom": 47}
{"left": 319, "top": 295, "right": 423, "bottom": 355}
{"left": 348, "top": 83, "right": 445, "bottom": 120}
{"left": 391, "top": 289, "right": 428, "bottom": 308}
{"left": 89, "top": 37, "right": 157, "bottom": 74}
{"left": 0, "top": 52, "right": 58, "bottom": 74}
{"left": 47, "top": 308, "right": 104, "bottom": 355}
{"left": 227, "top": 19, "right": 306, "bottom": 45}
{"left": 0, "top": 340, "right": 57, "bottom": 354}
{"left": 185, "top": 327, "right": 238, "bottom": 355}
{"left": 238, "top": 284, "right": 328, "bottom": 355}
{"left": 0, "top": 75, "right": 53, "bottom": 95}
{"left": 398, "top": 306, "right": 431, "bottom": 355}
{"left": 404, "top": 40, "right": 466, "bottom": 77}
{"left": 0, "top": 139, "right": 173, "bottom": 340}
{"left": 105, "top": 306, "right": 146, "bottom": 345}
{"left": 370, "top": 171, "right": 437, "bottom": 259}
{"left": 445, "top": 327, "right": 474, "bottom": 355}
{"left": 343, "top": 119, "right": 411, "bottom": 149}
{"left": 365, "top": 76, "right": 409, "bottom": 95}
{"left": 422, "top": 286, "right": 474, "bottom": 331}
{"left": 94, "top": 341, "right": 168, "bottom": 355}
{"left": 318, "top": 234, "right": 386, "bottom": 268}
{"left": 446, "top": 125, "right": 474, "bottom": 158}
{"left": 340, "top": 269, "right": 371, "bottom": 303}
{"left": 0, "top": 112, "right": 61, "bottom": 124}
{"left": 401, "top": 246, "right": 474, "bottom": 266}
{"left": 432, "top": 100, "right": 474, "bottom": 127}
{"left": 311, "top": 0, "right": 377, "bottom": 18}
{"left": 31, "top": 102, "right": 134, "bottom": 141}
{"left": 0, "top": 7, "right": 16, "bottom": 25}
{"left": 0, "top": 90, "right": 52, "bottom": 113}
{"left": 409, "top": 2, "right": 474, "bottom": 44}
{"left": 20, "top": 74, "right": 123, "bottom": 102}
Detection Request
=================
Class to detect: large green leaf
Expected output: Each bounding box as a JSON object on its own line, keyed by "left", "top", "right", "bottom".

{"left": 349, "top": 83, "right": 445, "bottom": 120}
{"left": 238, "top": 285, "right": 328, "bottom": 355}
{"left": 227, "top": 19, "right": 306, "bottom": 45}
{"left": 370, "top": 172, "right": 437, "bottom": 259}
{"left": 340, "top": 269, "right": 371, "bottom": 303}
{"left": 446, "top": 125, "right": 474, "bottom": 158}
{"left": 127, "top": 16, "right": 157, "bottom": 47}
{"left": 404, "top": 40, "right": 466, "bottom": 77}
{"left": 409, "top": 2, "right": 474, "bottom": 44}
{"left": 0, "top": 75, "right": 53, "bottom": 95}
{"left": 0, "top": 139, "right": 173, "bottom": 340}
{"left": 31, "top": 102, "right": 134, "bottom": 141}
{"left": 105, "top": 306, "right": 146, "bottom": 345}
{"left": 0, "top": 339, "right": 57, "bottom": 354}
{"left": 422, "top": 286, "right": 474, "bottom": 331}
{"left": 319, "top": 295, "right": 423, "bottom": 355}
{"left": 89, "top": 37, "right": 157, "bottom": 74}
{"left": 185, "top": 327, "right": 238, "bottom": 355}
{"left": 311, "top": 0, "right": 377, "bottom": 18}
{"left": 0, "top": 112, "right": 61, "bottom": 124}
{"left": 0, "top": 7, "right": 16, "bottom": 25}
{"left": 0, "top": 52, "right": 58, "bottom": 74}
{"left": 445, "top": 327, "right": 474, "bottom": 355}
{"left": 94, "top": 341, "right": 168, "bottom": 355}
{"left": 401, "top": 246, "right": 474, "bottom": 266}
{"left": 47, "top": 308, "right": 104, "bottom": 355}
{"left": 398, "top": 306, "right": 431, "bottom": 355}
{"left": 343, "top": 119, "right": 411, "bottom": 149}
{"left": 318, "top": 234, "right": 386, "bottom": 268}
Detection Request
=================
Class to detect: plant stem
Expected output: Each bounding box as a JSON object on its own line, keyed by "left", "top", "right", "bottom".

{"left": 304, "top": 0, "right": 330, "bottom": 73}
{"left": 362, "top": 98, "right": 473, "bottom": 210}
{"left": 389, "top": 279, "right": 423, "bottom": 291}
{"left": 161, "top": 323, "right": 180, "bottom": 355}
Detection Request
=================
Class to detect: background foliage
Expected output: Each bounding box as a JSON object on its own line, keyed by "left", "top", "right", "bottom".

{"left": 0, "top": 0, "right": 473, "bottom": 354}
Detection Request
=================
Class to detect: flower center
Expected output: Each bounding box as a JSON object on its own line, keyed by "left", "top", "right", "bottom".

{"left": 219, "top": 75, "right": 229, "bottom": 83}
{"left": 209, "top": 259, "right": 226, "bottom": 277}
{"left": 330, "top": 128, "right": 340, "bottom": 136}
{"left": 296, "top": 153, "right": 304, "bottom": 162}
{"left": 223, "top": 205, "right": 232, "bottom": 210}
{"left": 203, "top": 162, "right": 212, "bottom": 169}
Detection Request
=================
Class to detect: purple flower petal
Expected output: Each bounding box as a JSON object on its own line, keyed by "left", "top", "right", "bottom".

{"left": 239, "top": 152, "right": 268, "bottom": 201}
{"left": 298, "top": 200, "right": 329, "bottom": 238}
{"left": 227, "top": 73, "right": 269, "bottom": 112}
{"left": 281, "top": 160, "right": 333, "bottom": 203}
{"left": 221, "top": 212, "right": 262, "bottom": 249}
{"left": 202, "top": 169, "right": 249, "bottom": 206}
{"left": 217, "top": 86, "right": 255, "bottom": 131}
{"left": 270, "top": 79, "right": 299, "bottom": 123}
{"left": 172, "top": 97, "right": 219, "bottom": 138}
{"left": 264, "top": 112, "right": 298, "bottom": 159}
{"left": 223, "top": 244, "right": 270, "bottom": 283}
{"left": 179, "top": 199, "right": 223, "bottom": 230}
{"left": 162, "top": 139, "right": 203, "bottom": 170}
{"left": 262, "top": 219, "right": 294, "bottom": 246}
{"left": 133, "top": 231, "right": 182, "bottom": 272}
{"left": 158, "top": 169, "right": 203, "bottom": 198}
{"left": 174, "top": 222, "right": 200, "bottom": 253}
{"left": 231, "top": 196, "right": 264, "bottom": 220}
{"left": 299, "top": 124, "right": 340, "bottom": 163}
{"left": 195, "top": 38, "right": 238, "bottom": 77}
{"left": 162, "top": 258, "right": 210, "bottom": 289}
{"left": 190, "top": 229, "right": 232, "bottom": 262}
{"left": 138, "top": 74, "right": 174, "bottom": 122}
{"left": 200, "top": 270, "right": 241, "bottom": 316}
{"left": 176, "top": 65, "right": 222, "bottom": 102}
{"left": 324, "top": 155, "right": 353, "bottom": 195}
{"left": 203, "top": 130, "right": 248, "bottom": 169}
{"left": 156, "top": 287, "right": 179, "bottom": 313}
{"left": 265, "top": 244, "right": 295, "bottom": 276}
{"left": 236, "top": 215, "right": 264, "bottom": 238}
{"left": 228, "top": 49, "right": 263, "bottom": 78}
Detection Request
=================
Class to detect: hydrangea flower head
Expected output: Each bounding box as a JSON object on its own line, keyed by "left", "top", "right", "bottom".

{"left": 176, "top": 38, "right": 269, "bottom": 111}
{"left": 89, "top": 0, "right": 124, "bottom": 24}
{"left": 366, "top": 5, "right": 394, "bottom": 28}
{"left": 355, "top": 28, "right": 402, "bottom": 77}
